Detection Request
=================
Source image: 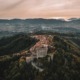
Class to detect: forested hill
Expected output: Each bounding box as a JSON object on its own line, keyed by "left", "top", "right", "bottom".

{"left": 0, "top": 34, "right": 80, "bottom": 80}
{"left": 0, "top": 34, "right": 38, "bottom": 56}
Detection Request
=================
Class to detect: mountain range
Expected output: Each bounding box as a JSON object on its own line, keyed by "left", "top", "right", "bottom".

{"left": 0, "top": 18, "right": 80, "bottom": 36}
{"left": 0, "top": 17, "right": 80, "bottom": 80}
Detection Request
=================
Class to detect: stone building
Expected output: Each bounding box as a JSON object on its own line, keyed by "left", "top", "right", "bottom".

{"left": 36, "top": 44, "right": 48, "bottom": 58}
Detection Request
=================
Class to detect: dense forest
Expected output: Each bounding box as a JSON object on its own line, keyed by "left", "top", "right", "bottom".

{"left": 0, "top": 34, "right": 38, "bottom": 56}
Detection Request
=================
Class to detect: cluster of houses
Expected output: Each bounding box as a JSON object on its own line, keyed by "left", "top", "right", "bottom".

{"left": 26, "top": 44, "right": 48, "bottom": 63}
{"left": 25, "top": 35, "right": 55, "bottom": 63}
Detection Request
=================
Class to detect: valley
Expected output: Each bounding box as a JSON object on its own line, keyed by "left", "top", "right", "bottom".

{"left": 0, "top": 18, "right": 80, "bottom": 80}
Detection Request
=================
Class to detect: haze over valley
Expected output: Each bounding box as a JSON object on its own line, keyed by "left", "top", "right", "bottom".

{"left": 0, "top": 18, "right": 80, "bottom": 38}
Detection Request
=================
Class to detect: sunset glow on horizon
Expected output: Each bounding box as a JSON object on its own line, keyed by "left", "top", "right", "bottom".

{"left": 0, "top": 0, "right": 80, "bottom": 19}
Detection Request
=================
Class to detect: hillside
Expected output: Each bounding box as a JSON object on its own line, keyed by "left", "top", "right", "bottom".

{"left": 0, "top": 34, "right": 80, "bottom": 80}
{"left": 0, "top": 34, "right": 38, "bottom": 56}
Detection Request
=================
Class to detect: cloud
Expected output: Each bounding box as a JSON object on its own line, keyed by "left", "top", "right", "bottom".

{"left": 0, "top": 0, "right": 26, "bottom": 11}
{"left": 0, "top": 0, "right": 80, "bottom": 19}
{"left": 6, "top": 0, "right": 26, "bottom": 10}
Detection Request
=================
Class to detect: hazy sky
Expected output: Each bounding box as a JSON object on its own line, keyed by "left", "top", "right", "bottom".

{"left": 0, "top": 0, "right": 80, "bottom": 19}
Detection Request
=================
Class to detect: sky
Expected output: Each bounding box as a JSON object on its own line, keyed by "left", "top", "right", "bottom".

{"left": 0, "top": 0, "right": 80, "bottom": 19}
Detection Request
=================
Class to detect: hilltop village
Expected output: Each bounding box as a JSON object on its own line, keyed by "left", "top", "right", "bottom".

{"left": 25, "top": 35, "right": 55, "bottom": 61}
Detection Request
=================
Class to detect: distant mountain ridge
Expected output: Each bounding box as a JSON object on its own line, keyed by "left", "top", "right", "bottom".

{"left": 0, "top": 18, "right": 80, "bottom": 22}
{"left": 0, "top": 18, "right": 80, "bottom": 37}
